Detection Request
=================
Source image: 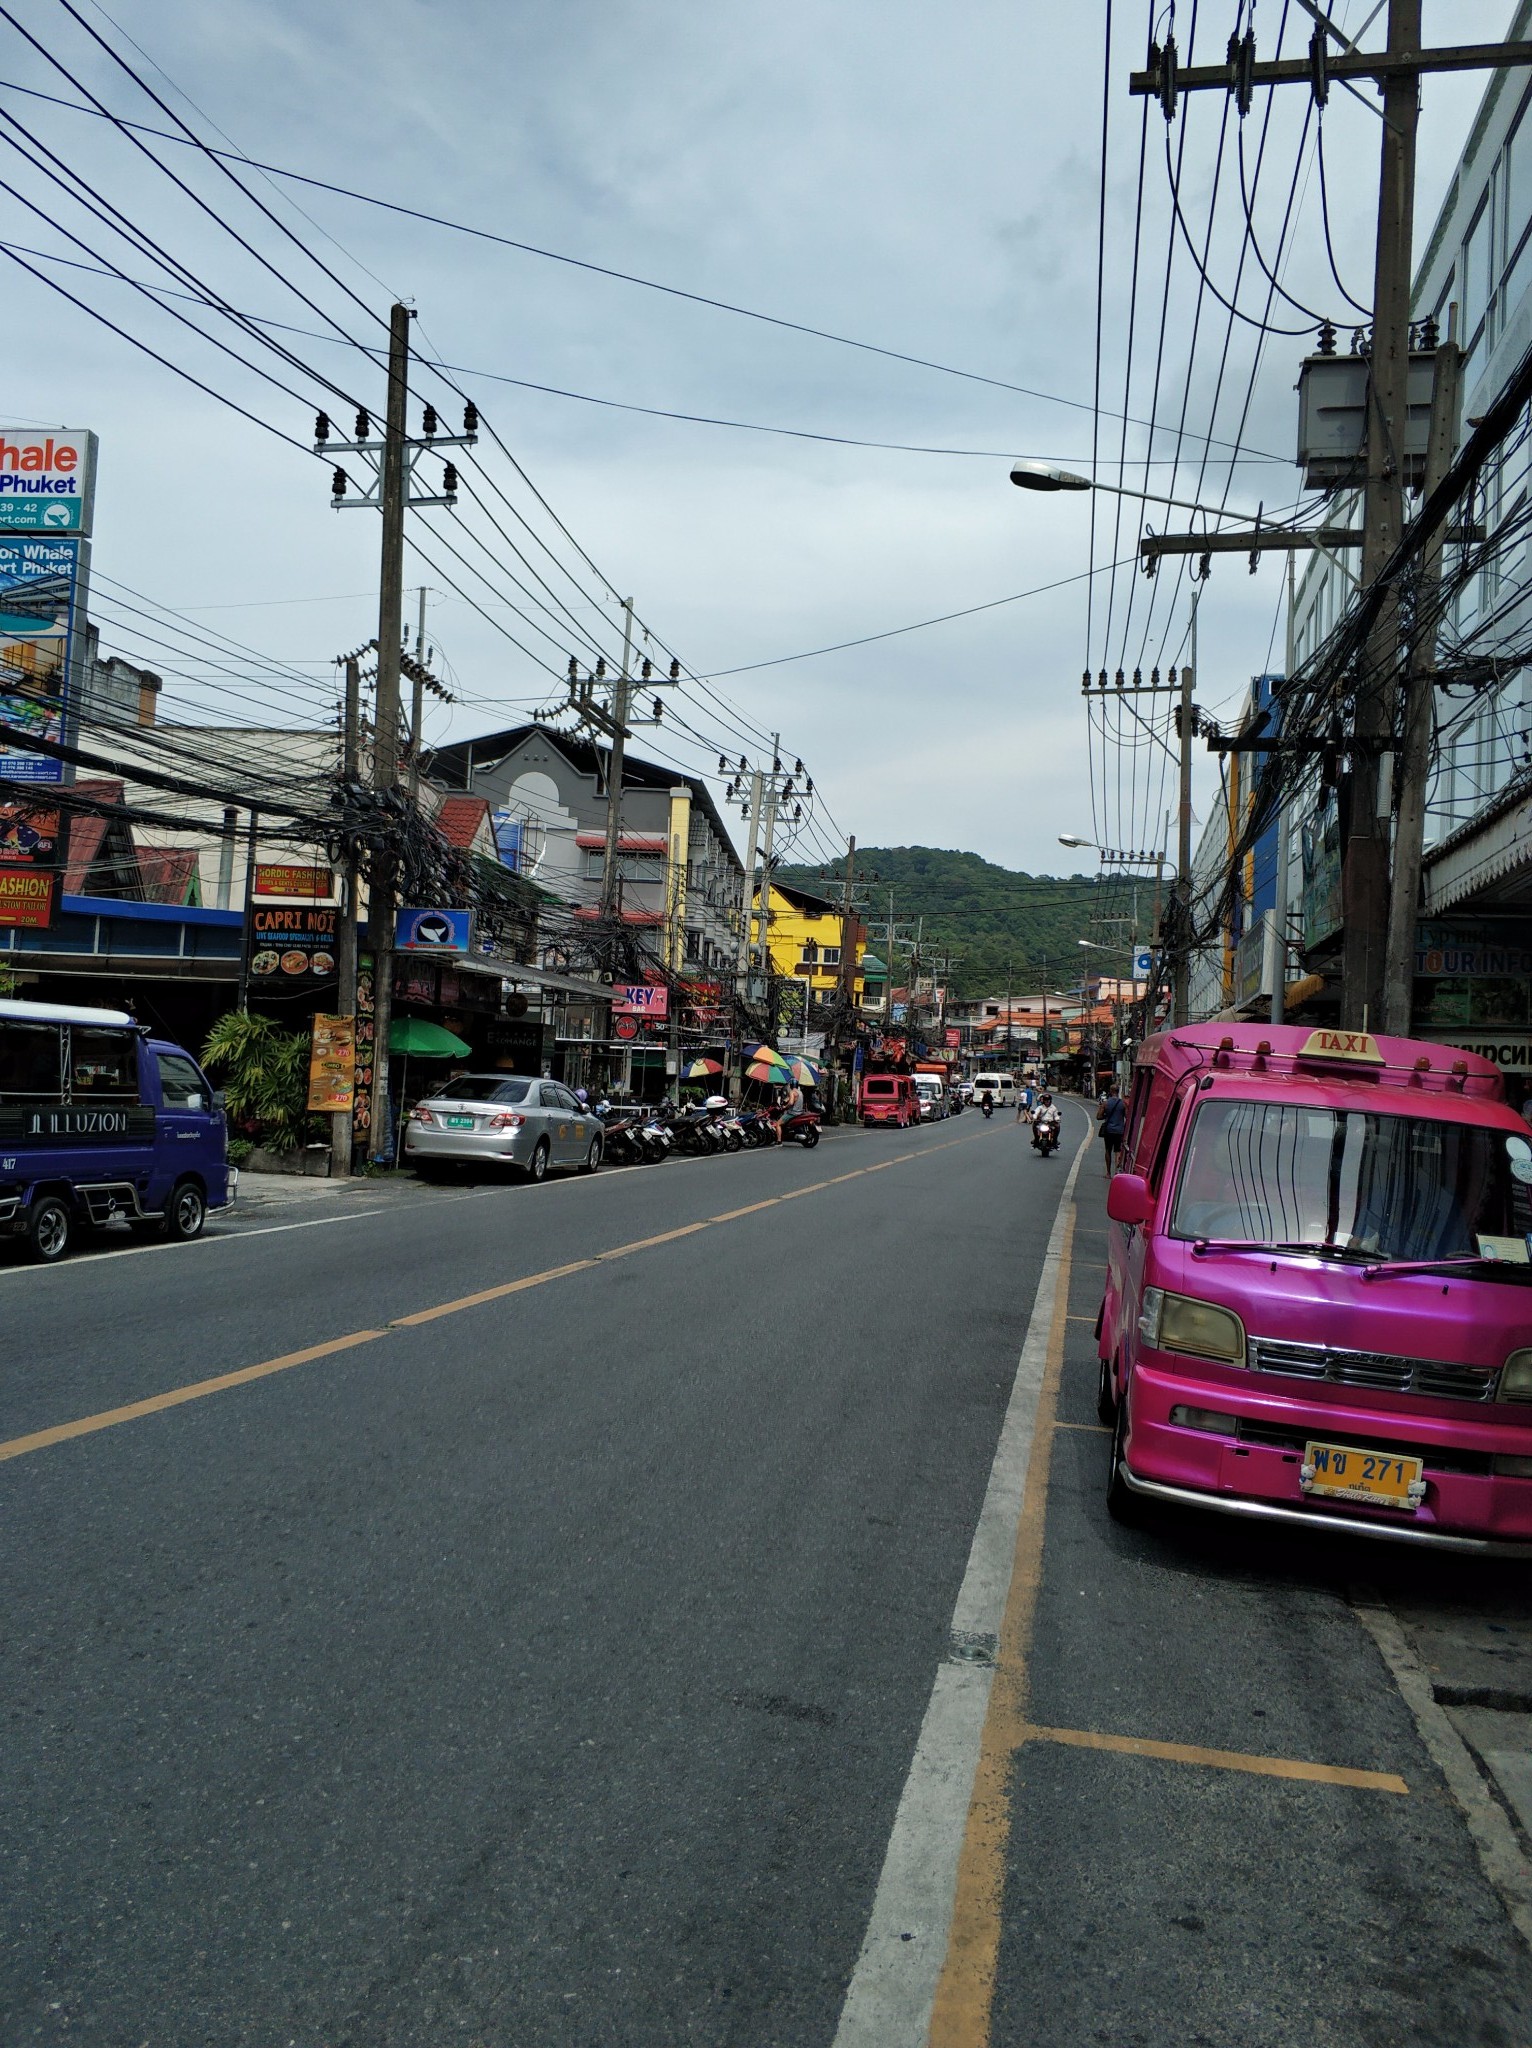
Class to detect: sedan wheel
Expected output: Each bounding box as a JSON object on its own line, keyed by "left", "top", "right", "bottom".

{"left": 581, "top": 1136, "right": 602, "bottom": 1174}
{"left": 527, "top": 1139, "right": 550, "bottom": 1183}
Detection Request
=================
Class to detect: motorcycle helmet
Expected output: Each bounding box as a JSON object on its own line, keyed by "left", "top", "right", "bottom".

{"left": 704, "top": 1094, "right": 729, "bottom": 1110}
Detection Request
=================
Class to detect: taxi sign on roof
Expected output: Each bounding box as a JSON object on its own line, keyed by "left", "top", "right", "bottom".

{"left": 1297, "top": 1028, "right": 1385, "bottom": 1065}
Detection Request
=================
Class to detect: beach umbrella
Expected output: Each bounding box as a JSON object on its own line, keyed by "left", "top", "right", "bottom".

{"left": 789, "top": 1056, "right": 824, "bottom": 1086}
{"left": 682, "top": 1056, "right": 724, "bottom": 1079}
{"left": 387, "top": 1017, "right": 472, "bottom": 1145}
{"left": 745, "top": 1045, "right": 791, "bottom": 1078}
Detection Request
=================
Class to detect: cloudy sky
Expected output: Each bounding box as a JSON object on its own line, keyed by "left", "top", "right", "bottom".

{"left": 2, "top": 0, "right": 1517, "bottom": 875}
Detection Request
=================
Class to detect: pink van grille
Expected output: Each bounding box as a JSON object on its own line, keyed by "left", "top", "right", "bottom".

{"left": 1247, "top": 1335, "right": 1498, "bottom": 1404}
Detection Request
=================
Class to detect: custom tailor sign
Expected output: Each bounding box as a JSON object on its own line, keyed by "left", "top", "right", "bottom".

{"left": 0, "top": 430, "right": 97, "bottom": 535}
{"left": 396, "top": 906, "right": 471, "bottom": 952}
{"left": 254, "top": 862, "right": 334, "bottom": 899}
{"left": 0, "top": 863, "right": 54, "bottom": 927}
{"left": 245, "top": 901, "right": 338, "bottom": 983}
{"left": 613, "top": 983, "right": 668, "bottom": 1018}
{"left": 0, "top": 534, "right": 84, "bottom": 783}
{"left": 307, "top": 1014, "right": 356, "bottom": 1112}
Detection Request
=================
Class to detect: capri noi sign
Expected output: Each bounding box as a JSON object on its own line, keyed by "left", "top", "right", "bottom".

{"left": 0, "top": 431, "right": 98, "bottom": 536}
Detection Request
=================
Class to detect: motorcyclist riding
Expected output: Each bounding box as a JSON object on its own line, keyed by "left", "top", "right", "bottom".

{"left": 980, "top": 1088, "right": 995, "bottom": 1119}
{"left": 1031, "top": 1090, "right": 1061, "bottom": 1155}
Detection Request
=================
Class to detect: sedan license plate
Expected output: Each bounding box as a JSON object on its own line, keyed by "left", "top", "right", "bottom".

{"left": 1301, "top": 1440, "right": 1423, "bottom": 1509}
{"left": 443, "top": 1114, "right": 475, "bottom": 1129}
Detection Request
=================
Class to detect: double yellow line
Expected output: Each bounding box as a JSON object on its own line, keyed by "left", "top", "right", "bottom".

{"left": 0, "top": 1130, "right": 984, "bottom": 1468}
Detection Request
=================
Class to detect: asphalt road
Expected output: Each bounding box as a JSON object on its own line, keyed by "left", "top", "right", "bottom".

{"left": 3, "top": 1108, "right": 1530, "bottom": 2046}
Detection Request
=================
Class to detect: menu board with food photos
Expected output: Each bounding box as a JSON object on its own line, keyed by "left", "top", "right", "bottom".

{"left": 243, "top": 900, "right": 338, "bottom": 986}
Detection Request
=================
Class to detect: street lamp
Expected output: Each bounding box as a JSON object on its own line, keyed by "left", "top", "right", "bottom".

{"left": 1009, "top": 460, "right": 1252, "bottom": 525}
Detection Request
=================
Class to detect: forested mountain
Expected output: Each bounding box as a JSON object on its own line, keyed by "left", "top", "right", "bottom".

{"left": 774, "top": 845, "right": 1110, "bottom": 1000}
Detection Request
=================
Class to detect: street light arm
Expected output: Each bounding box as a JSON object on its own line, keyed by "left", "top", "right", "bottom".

{"left": 1010, "top": 460, "right": 1259, "bottom": 525}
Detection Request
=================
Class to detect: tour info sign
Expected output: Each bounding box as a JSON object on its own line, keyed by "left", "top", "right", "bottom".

{"left": 0, "top": 431, "right": 97, "bottom": 788}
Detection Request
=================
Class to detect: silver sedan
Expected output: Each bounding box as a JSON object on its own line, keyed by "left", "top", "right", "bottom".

{"left": 404, "top": 1073, "right": 603, "bottom": 1181}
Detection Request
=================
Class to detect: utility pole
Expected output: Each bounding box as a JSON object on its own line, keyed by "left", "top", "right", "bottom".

{"left": 236, "top": 808, "right": 259, "bottom": 1011}
{"left": 753, "top": 735, "right": 782, "bottom": 972}
{"left": 829, "top": 832, "right": 858, "bottom": 1121}
{"left": 1270, "top": 554, "right": 1297, "bottom": 1028}
{"left": 367, "top": 301, "right": 410, "bottom": 1163}
{"left": 1341, "top": 0, "right": 1419, "bottom": 1032}
{"left": 731, "top": 769, "right": 763, "bottom": 1095}
{"left": 1382, "top": 319, "right": 1463, "bottom": 1035}
{"left": 332, "top": 651, "right": 362, "bottom": 1175}
{"left": 1131, "top": 5, "right": 1532, "bottom": 1032}
{"left": 1174, "top": 601, "right": 1197, "bottom": 1026}
{"left": 316, "top": 303, "right": 471, "bottom": 1162}
{"left": 599, "top": 600, "right": 636, "bottom": 925}
{"left": 408, "top": 584, "right": 427, "bottom": 803}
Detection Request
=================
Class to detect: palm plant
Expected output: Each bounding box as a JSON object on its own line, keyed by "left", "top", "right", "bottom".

{"left": 201, "top": 1010, "right": 313, "bottom": 1153}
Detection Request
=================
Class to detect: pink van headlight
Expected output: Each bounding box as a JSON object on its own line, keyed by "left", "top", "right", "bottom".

{"left": 1498, "top": 1349, "right": 1532, "bottom": 1403}
{"left": 1142, "top": 1287, "right": 1246, "bottom": 1367}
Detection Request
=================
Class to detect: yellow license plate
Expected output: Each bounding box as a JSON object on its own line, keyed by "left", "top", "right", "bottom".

{"left": 1301, "top": 1440, "right": 1423, "bottom": 1508}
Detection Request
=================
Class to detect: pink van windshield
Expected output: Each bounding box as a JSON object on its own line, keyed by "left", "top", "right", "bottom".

{"left": 1169, "top": 1097, "right": 1532, "bottom": 1262}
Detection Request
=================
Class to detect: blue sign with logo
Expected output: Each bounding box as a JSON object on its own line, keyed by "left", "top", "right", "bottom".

{"left": 1134, "top": 949, "right": 1154, "bottom": 978}
{"left": 0, "top": 534, "right": 85, "bottom": 784}
{"left": 396, "top": 906, "right": 471, "bottom": 953}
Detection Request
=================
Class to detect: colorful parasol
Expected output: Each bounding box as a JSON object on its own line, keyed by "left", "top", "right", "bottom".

{"left": 788, "top": 1056, "right": 824, "bottom": 1086}
{"left": 744, "top": 1044, "right": 791, "bottom": 1078}
{"left": 682, "top": 1056, "right": 724, "bottom": 1079}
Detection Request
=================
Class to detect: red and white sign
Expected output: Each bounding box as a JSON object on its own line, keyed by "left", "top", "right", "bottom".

{"left": 613, "top": 983, "right": 668, "bottom": 1018}
{"left": 944, "top": 1027, "right": 961, "bottom": 1048}
{"left": 0, "top": 863, "right": 56, "bottom": 927}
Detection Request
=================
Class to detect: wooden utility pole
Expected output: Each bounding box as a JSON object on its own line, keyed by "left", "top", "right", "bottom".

{"left": 1382, "top": 325, "right": 1463, "bottom": 1034}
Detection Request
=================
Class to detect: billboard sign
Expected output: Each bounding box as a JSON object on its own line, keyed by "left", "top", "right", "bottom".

{"left": 0, "top": 792, "right": 59, "bottom": 864}
{"left": 254, "top": 862, "right": 334, "bottom": 899}
{"left": 245, "top": 900, "right": 338, "bottom": 985}
{"left": 0, "top": 535, "right": 85, "bottom": 783}
{"left": 396, "top": 906, "right": 471, "bottom": 953}
{"left": 307, "top": 1014, "right": 356, "bottom": 1112}
{"left": 0, "top": 863, "right": 55, "bottom": 927}
{"left": 0, "top": 431, "right": 97, "bottom": 535}
{"left": 613, "top": 983, "right": 668, "bottom": 1018}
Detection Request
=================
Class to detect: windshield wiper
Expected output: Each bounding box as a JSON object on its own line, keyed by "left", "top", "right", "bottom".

{"left": 1188, "top": 1238, "right": 1374, "bottom": 1262}
{"left": 1359, "top": 1253, "right": 1532, "bottom": 1282}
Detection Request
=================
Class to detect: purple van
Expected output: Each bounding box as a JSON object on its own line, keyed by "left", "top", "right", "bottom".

{"left": 0, "top": 998, "right": 231, "bottom": 1262}
{"left": 1099, "top": 1023, "right": 1532, "bottom": 1554}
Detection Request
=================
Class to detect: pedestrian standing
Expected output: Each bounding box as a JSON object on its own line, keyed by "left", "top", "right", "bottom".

{"left": 1097, "top": 1082, "right": 1126, "bottom": 1177}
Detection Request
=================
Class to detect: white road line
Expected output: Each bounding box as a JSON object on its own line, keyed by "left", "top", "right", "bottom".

{"left": 831, "top": 1119, "right": 1090, "bottom": 2048}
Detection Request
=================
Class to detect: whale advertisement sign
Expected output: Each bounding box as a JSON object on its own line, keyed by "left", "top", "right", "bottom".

{"left": 0, "top": 430, "right": 98, "bottom": 535}
{"left": 0, "top": 534, "right": 87, "bottom": 784}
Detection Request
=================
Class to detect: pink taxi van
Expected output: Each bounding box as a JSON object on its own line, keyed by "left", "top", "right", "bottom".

{"left": 1099, "top": 1022, "right": 1532, "bottom": 1553}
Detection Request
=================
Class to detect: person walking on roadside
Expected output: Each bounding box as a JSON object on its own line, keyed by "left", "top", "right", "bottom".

{"left": 1097, "top": 1082, "right": 1126, "bottom": 1177}
{"left": 1016, "top": 1078, "right": 1033, "bottom": 1124}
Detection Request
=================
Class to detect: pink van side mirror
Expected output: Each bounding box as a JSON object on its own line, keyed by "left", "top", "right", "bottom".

{"left": 1106, "top": 1172, "right": 1153, "bottom": 1227}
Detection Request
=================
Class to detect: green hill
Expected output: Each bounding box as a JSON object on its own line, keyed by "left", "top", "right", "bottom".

{"left": 775, "top": 845, "right": 1112, "bottom": 1000}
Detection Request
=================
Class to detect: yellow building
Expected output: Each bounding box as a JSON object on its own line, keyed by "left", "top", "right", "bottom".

{"left": 765, "top": 881, "right": 866, "bottom": 1015}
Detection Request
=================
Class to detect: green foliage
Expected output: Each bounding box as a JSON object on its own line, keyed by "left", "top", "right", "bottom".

{"left": 0, "top": 961, "right": 16, "bottom": 997}
{"left": 776, "top": 845, "right": 1107, "bottom": 1000}
{"left": 201, "top": 1010, "right": 313, "bottom": 1154}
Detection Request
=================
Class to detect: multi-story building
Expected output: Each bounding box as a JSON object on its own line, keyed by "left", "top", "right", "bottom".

{"left": 764, "top": 880, "right": 865, "bottom": 1040}
{"left": 1274, "top": 16, "right": 1532, "bottom": 1085}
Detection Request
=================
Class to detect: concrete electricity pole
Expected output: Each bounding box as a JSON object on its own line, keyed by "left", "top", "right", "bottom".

{"left": 332, "top": 650, "right": 362, "bottom": 1175}
{"left": 598, "top": 599, "right": 636, "bottom": 927}
{"left": 1382, "top": 324, "right": 1463, "bottom": 1033}
{"left": 1173, "top": 598, "right": 1198, "bottom": 1027}
{"left": 317, "top": 303, "right": 472, "bottom": 1162}
{"left": 1341, "top": 0, "right": 1420, "bottom": 1032}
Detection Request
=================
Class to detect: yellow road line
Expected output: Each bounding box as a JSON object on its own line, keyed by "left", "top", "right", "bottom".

{"left": 0, "top": 1329, "right": 384, "bottom": 1464}
{"left": 1052, "top": 1420, "right": 1110, "bottom": 1433}
{"left": 927, "top": 1203, "right": 1076, "bottom": 2047}
{"left": 0, "top": 1128, "right": 990, "bottom": 1468}
{"left": 1019, "top": 1723, "right": 1409, "bottom": 1795}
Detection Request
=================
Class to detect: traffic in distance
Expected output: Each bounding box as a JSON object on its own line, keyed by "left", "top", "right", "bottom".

{"left": 14, "top": 997, "right": 1530, "bottom": 1560}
